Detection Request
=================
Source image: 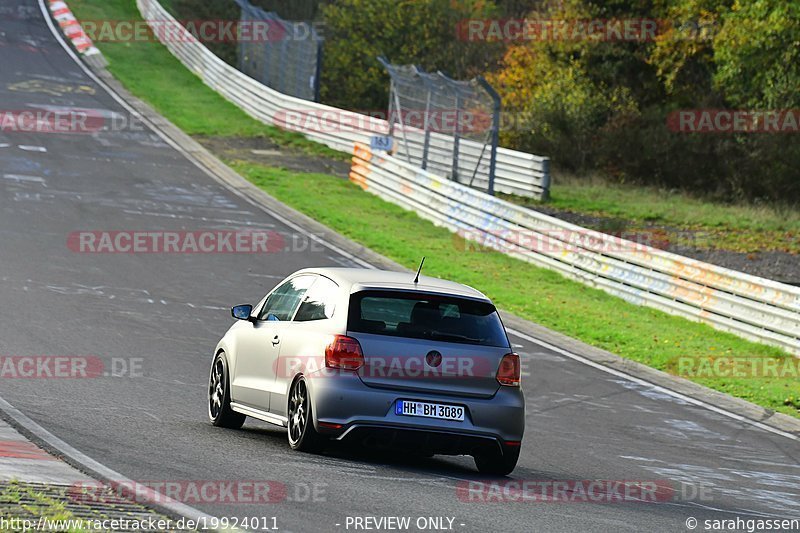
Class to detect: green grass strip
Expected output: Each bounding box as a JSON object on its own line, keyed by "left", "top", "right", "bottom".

{"left": 69, "top": 0, "right": 344, "bottom": 158}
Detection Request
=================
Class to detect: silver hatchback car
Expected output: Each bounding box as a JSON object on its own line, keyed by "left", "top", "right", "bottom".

{"left": 208, "top": 267, "right": 524, "bottom": 474}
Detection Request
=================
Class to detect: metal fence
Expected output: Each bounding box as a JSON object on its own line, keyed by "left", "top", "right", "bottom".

{"left": 350, "top": 144, "right": 800, "bottom": 356}
{"left": 379, "top": 57, "right": 501, "bottom": 195}
{"left": 137, "top": 0, "right": 550, "bottom": 199}
{"left": 234, "top": 0, "right": 322, "bottom": 102}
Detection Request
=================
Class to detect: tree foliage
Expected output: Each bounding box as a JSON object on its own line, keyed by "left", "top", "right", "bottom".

{"left": 166, "top": 0, "right": 799, "bottom": 203}
{"left": 487, "top": 0, "right": 799, "bottom": 202}
{"left": 319, "top": 0, "right": 503, "bottom": 111}
{"left": 713, "top": 0, "right": 800, "bottom": 108}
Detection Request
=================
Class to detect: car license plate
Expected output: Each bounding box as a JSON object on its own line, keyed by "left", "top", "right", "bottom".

{"left": 395, "top": 400, "right": 464, "bottom": 422}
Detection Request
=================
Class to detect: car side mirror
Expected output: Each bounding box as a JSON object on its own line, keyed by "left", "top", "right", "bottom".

{"left": 231, "top": 304, "right": 254, "bottom": 322}
{"left": 266, "top": 313, "right": 280, "bottom": 321}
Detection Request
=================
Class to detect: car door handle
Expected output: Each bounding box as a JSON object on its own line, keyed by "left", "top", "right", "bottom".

{"left": 272, "top": 335, "right": 280, "bottom": 346}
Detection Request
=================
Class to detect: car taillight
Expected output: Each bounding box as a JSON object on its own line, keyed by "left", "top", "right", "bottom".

{"left": 497, "top": 353, "right": 520, "bottom": 386}
{"left": 325, "top": 335, "right": 364, "bottom": 371}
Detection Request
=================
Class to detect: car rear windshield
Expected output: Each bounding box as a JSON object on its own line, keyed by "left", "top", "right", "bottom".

{"left": 347, "top": 290, "right": 509, "bottom": 347}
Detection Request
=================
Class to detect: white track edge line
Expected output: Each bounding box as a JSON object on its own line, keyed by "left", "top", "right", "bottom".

{"left": 507, "top": 327, "right": 798, "bottom": 442}
{"left": 0, "top": 395, "right": 224, "bottom": 527}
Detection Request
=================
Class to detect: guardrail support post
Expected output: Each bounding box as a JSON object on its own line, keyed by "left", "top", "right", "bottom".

{"left": 421, "top": 89, "right": 432, "bottom": 170}
{"left": 313, "top": 39, "right": 323, "bottom": 103}
{"left": 540, "top": 158, "right": 551, "bottom": 201}
{"left": 451, "top": 93, "right": 461, "bottom": 183}
{"left": 478, "top": 76, "right": 500, "bottom": 196}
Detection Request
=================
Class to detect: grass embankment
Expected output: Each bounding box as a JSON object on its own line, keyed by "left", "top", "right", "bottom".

{"left": 510, "top": 176, "right": 800, "bottom": 254}
{"left": 69, "top": 0, "right": 344, "bottom": 159}
{"left": 70, "top": 0, "right": 800, "bottom": 419}
{"left": 0, "top": 482, "right": 81, "bottom": 532}
{"left": 0, "top": 481, "right": 175, "bottom": 532}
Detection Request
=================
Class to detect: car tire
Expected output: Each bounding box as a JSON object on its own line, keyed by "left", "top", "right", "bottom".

{"left": 208, "top": 352, "right": 246, "bottom": 429}
{"left": 287, "top": 376, "right": 326, "bottom": 453}
{"left": 474, "top": 444, "right": 520, "bottom": 476}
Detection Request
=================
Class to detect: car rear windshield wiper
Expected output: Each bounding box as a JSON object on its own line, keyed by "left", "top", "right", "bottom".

{"left": 426, "top": 330, "right": 484, "bottom": 344}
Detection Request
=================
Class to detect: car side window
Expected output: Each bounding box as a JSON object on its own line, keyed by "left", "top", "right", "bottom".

{"left": 258, "top": 275, "right": 315, "bottom": 321}
{"left": 294, "top": 276, "right": 339, "bottom": 322}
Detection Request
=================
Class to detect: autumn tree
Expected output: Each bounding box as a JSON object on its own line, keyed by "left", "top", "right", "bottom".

{"left": 319, "top": 0, "right": 503, "bottom": 111}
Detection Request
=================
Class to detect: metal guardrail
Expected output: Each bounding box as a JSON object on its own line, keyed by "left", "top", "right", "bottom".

{"left": 350, "top": 143, "right": 800, "bottom": 356}
{"left": 135, "top": 0, "right": 550, "bottom": 200}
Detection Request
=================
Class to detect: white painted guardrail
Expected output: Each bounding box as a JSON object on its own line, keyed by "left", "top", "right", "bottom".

{"left": 350, "top": 144, "right": 800, "bottom": 356}
{"left": 135, "top": 0, "right": 549, "bottom": 199}
{"left": 134, "top": 0, "right": 799, "bottom": 355}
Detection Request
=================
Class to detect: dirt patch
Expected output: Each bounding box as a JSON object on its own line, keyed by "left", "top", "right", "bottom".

{"left": 532, "top": 205, "right": 800, "bottom": 285}
{"left": 195, "top": 135, "right": 351, "bottom": 177}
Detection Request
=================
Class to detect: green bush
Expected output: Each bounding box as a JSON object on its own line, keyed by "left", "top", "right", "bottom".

{"left": 319, "top": 0, "right": 503, "bottom": 111}
{"left": 713, "top": 0, "right": 800, "bottom": 109}
{"left": 488, "top": 0, "right": 799, "bottom": 204}
{"left": 162, "top": 0, "right": 799, "bottom": 204}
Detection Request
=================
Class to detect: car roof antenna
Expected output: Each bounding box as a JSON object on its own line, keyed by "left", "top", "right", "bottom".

{"left": 413, "top": 257, "right": 426, "bottom": 284}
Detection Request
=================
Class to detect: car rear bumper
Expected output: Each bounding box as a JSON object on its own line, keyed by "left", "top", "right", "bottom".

{"left": 335, "top": 424, "right": 516, "bottom": 458}
{"left": 305, "top": 370, "right": 525, "bottom": 453}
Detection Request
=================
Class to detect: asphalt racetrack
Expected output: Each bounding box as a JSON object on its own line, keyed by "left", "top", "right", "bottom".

{"left": 0, "top": 1, "right": 798, "bottom": 531}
